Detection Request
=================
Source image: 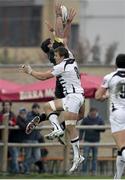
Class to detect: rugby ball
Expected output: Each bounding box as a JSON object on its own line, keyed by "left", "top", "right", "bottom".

{"left": 61, "top": 5, "right": 68, "bottom": 24}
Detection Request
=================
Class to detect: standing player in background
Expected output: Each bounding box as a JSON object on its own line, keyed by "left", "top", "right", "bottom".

{"left": 95, "top": 54, "right": 125, "bottom": 180}
{"left": 20, "top": 46, "right": 85, "bottom": 172}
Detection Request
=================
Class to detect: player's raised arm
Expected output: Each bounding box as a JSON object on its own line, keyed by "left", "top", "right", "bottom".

{"left": 55, "top": 2, "right": 64, "bottom": 38}
{"left": 44, "top": 2, "right": 63, "bottom": 38}
{"left": 19, "top": 64, "right": 54, "bottom": 80}
{"left": 63, "top": 8, "right": 76, "bottom": 40}
{"left": 45, "top": 21, "right": 55, "bottom": 39}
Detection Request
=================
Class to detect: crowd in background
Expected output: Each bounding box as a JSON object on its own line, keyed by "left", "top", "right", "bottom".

{"left": 0, "top": 101, "right": 47, "bottom": 174}
{"left": 0, "top": 100, "right": 105, "bottom": 176}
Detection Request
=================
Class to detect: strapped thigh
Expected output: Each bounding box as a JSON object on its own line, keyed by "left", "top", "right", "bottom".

{"left": 49, "top": 101, "right": 56, "bottom": 111}
{"left": 65, "top": 120, "right": 76, "bottom": 126}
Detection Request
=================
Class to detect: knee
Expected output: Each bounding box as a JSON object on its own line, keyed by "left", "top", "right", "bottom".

{"left": 65, "top": 120, "right": 77, "bottom": 133}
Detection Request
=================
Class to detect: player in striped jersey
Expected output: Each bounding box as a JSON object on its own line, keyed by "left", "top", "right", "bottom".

{"left": 95, "top": 54, "right": 125, "bottom": 180}
{"left": 20, "top": 46, "right": 85, "bottom": 172}
{"left": 25, "top": 4, "right": 85, "bottom": 142}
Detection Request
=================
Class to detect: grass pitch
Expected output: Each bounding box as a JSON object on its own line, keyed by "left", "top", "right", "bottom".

{"left": 0, "top": 173, "right": 121, "bottom": 179}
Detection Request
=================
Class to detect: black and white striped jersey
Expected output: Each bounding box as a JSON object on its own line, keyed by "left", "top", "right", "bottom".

{"left": 51, "top": 58, "right": 84, "bottom": 96}
{"left": 101, "top": 68, "right": 125, "bottom": 110}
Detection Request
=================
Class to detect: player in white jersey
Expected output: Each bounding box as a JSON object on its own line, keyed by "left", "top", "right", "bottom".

{"left": 24, "top": 3, "right": 85, "bottom": 150}
{"left": 95, "top": 54, "right": 125, "bottom": 180}
{"left": 20, "top": 46, "right": 85, "bottom": 172}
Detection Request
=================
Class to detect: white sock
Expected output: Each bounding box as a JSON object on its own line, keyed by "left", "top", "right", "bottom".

{"left": 49, "top": 114, "right": 62, "bottom": 131}
{"left": 122, "top": 149, "right": 125, "bottom": 161}
{"left": 71, "top": 136, "right": 80, "bottom": 160}
{"left": 114, "top": 155, "right": 125, "bottom": 180}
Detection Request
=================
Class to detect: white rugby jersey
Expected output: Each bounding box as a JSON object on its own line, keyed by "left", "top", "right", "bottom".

{"left": 101, "top": 68, "right": 125, "bottom": 111}
{"left": 68, "top": 48, "right": 74, "bottom": 59}
{"left": 51, "top": 58, "right": 84, "bottom": 95}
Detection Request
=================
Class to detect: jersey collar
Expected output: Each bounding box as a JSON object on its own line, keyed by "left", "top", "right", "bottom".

{"left": 117, "top": 68, "right": 125, "bottom": 71}
{"left": 63, "top": 58, "right": 70, "bottom": 61}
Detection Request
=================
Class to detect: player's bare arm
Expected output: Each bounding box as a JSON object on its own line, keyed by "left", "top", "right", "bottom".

{"left": 20, "top": 64, "right": 54, "bottom": 80}
{"left": 45, "top": 3, "right": 76, "bottom": 50}
{"left": 55, "top": 7, "right": 76, "bottom": 43}
{"left": 45, "top": 2, "right": 63, "bottom": 38}
{"left": 45, "top": 21, "right": 56, "bottom": 39}
{"left": 95, "top": 87, "right": 108, "bottom": 101}
{"left": 55, "top": 2, "right": 64, "bottom": 38}
{"left": 45, "top": 21, "right": 54, "bottom": 33}
{"left": 63, "top": 8, "right": 76, "bottom": 39}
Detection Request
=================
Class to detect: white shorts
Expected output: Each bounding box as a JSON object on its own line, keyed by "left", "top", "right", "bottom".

{"left": 110, "top": 108, "right": 125, "bottom": 133}
{"left": 62, "top": 93, "right": 84, "bottom": 114}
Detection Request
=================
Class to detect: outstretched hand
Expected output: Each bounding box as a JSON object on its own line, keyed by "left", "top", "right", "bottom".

{"left": 67, "top": 8, "right": 76, "bottom": 23}
{"left": 45, "top": 21, "right": 54, "bottom": 32}
{"left": 19, "top": 64, "right": 32, "bottom": 74}
{"left": 55, "top": 1, "right": 62, "bottom": 17}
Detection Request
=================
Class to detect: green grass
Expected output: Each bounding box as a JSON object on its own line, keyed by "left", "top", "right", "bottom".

{"left": 0, "top": 173, "right": 119, "bottom": 179}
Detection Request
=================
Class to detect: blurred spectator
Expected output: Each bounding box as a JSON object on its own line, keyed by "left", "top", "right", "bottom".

{"left": 77, "top": 39, "right": 91, "bottom": 64}
{"left": 35, "top": 135, "right": 48, "bottom": 173}
{"left": 79, "top": 107, "right": 105, "bottom": 176}
{"left": 16, "top": 108, "right": 28, "bottom": 173}
{"left": 0, "top": 101, "right": 16, "bottom": 127}
{"left": 18, "top": 103, "right": 42, "bottom": 174}
{"left": 16, "top": 107, "right": 28, "bottom": 139}
{"left": 105, "top": 41, "right": 118, "bottom": 65}
{"left": 9, "top": 107, "right": 28, "bottom": 174}
{"left": 91, "top": 35, "right": 101, "bottom": 64}
{"left": 0, "top": 101, "right": 19, "bottom": 173}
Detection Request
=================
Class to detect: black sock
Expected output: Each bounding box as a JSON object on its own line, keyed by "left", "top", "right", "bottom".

{"left": 39, "top": 113, "right": 47, "bottom": 123}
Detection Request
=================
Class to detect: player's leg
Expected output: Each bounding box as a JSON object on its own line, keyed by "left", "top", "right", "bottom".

{"left": 113, "top": 130, "right": 125, "bottom": 154}
{"left": 56, "top": 100, "right": 85, "bottom": 134}
{"left": 43, "top": 99, "right": 64, "bottom": 139}
{"left": 26, "top": 102, "right": 85, "bottom": 135}
{"left": 25, "top": 113, "right": 47, "bottom": 134}
{"left": 110, "top": 109, "right": 125, "bottom": 180}
{"left": 77, "top": 102, "right": 85, "bottom": 121}
{"left": 114, "top": 150, "right": 125, "bottom": 180}
{"left": 113, "top": 130, "right": 125, "bottom": 179}
{"left": 113, "top": 131, "right": 125, "bottom": 180}
{"left": 63, "top": 110, "right": 84, "bottom": 172}
{"left": 25, "top": 108, "right": 64, "bottom": 137}
{"left": 62, "top": 94, "right": 85, "bottom": 172}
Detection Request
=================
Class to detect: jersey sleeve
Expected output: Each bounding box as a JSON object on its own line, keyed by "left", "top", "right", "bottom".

{"left": 68, "top": 50, "right": 74, "bottom": 59}
{"left": 51, "top": 63, "right": 64, "bottom": 76}
{"left": 66, "top": 47, "right": 74, "bottom": 59}
{"left": 101, "top": 73, "right": 113, "bottom": 89}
